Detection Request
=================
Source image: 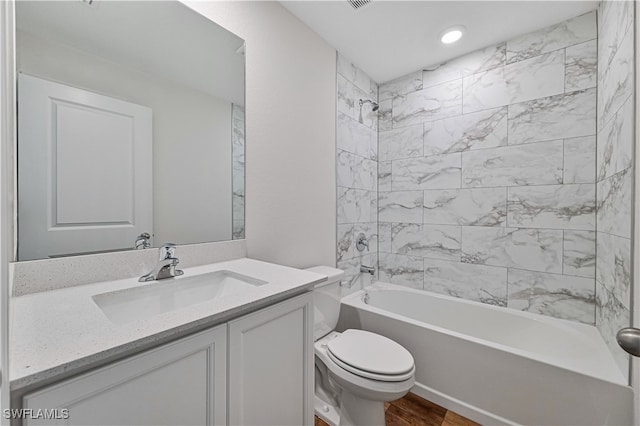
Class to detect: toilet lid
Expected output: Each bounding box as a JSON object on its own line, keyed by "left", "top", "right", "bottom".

{"left": 326, "top": 329, "right": 414, "bottom": 377}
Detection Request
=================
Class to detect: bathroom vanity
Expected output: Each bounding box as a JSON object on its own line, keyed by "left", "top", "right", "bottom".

{"left": 10, "top": 258, "right": 324, "bottom": 426}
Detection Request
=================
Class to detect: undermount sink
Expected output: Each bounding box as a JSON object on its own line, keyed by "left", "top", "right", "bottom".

{"left": 92, "top": 270, "right": 268, "bottom": 324}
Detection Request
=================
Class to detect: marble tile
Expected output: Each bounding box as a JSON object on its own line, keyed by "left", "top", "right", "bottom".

{"left": 233, "top": 192, "right": 244, "bottom": 223}
{"left": 378, "top": 161, "right": 392, "bottom": 192}
{"left": 597, "top": 98, "right": 633, "bottom": 181}
{"left": 565, "top": 40, "right": 597, "bottom": 92}
{"left": 337, "top": 113, "right": 376, "bottom": 160}
{"left": 369, "top": 195, "right": 378, "bottom": 223}
{"left": 507, "top": 269, "right": 595, "bottom": 325}
{"left": 506, "top": 11, "right": 596, "bottom": 64}
{"left": 392, "top": 153, "right": 461, "bottom": 190}
{"left": 507, "top": 88, "right": 596, "bottom": 145}
{"left": 563, "top": 230, "right": 596, "bottom": 279}
{"left": 595, "top": 281, "right": 630, "bottom": 378}
{"left": 232, "top": 221, "right": 245, "bottom": 240}
{"left": 461, "top": 227, "right": 563, "bottom": 273}
{"left": 423, "top": 107, "right": 507, "bottom": 155}
{"left": 378, "top": 222, "right": 392, "bottom": 253}
{"left": 596, "top": 232, "right": 631, "bottom": 309}
{"left": 461, "top": 141, "right": 563, "bottom": 188}
{"left": 423, "top": 187, "right": 507, "bottom": 226}
{"left": 597, "top": 168, "right": 632, "bottom": 238}
{"left": 507, "top": 184, "right": 595, "bottom": 230}
{"left": 338, "top": 74, "right": 378, "bottom": 129}
{"left": 337, "top": 188, "right": 373, "bottom": 224}
{"left": 598, "top": 24, "right": 634, "bottom": 129}
{"left": 337, "top": 224, "right": 355, "bottom": 262}
{"left": 391, "top": 223, "right": 461, "bottom": 261}
{"left": 337, "top": 52, "right": 376, "bottom": 100}
{"left": 378, "top": 99, "right": 393, "bottom": 131}
{"left": 337, "top": 150, "right": 376, "bottom": 191}
{"left": 423, "top": 259, "right": 507, "bottom": 306}
{"left": 378, "top": 191, "right": 423, "bottom": 223}
{"left": 598, "top": 0, "right": 634, "bottom": 71}
{"left": 393, "top": 80, "right": 462, "bottom": 128}
{"left": 379, "top": 124, "right": 423, "bottom": 161}
{"left": 564, "top": 136, "right": 596, "bottom": 184}
{"left": 337, "top": 257, "right": 363, "bottom": 295}
{"left": 352, "top": 222, "right": 378, "bottom": 258}
{"left": 422, "top": 43, "right": 506, "bottom": 88}
{"left": 379, "top": 71, "right": 423, "bottom": 101}
{"left": 463, "top": 50, "right": 565, "bottom": 113}
{"left": 378, "top": 253, "right": 424, "bottom": 289}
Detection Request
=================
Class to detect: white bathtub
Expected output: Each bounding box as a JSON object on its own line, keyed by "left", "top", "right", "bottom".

{"left": 337, "top": 282, "right": 634, "bottom": 426}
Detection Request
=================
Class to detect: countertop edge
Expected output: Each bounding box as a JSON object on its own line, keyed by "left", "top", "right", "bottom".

{"left": 10, "top": 276, "right": 322, "bottom": 393}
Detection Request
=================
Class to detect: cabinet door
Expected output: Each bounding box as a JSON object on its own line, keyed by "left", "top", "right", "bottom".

{"left": 228, "top": 292, "right": 314, "bottom": 426}
{"left": 23, "top": 325, "right": 226, "bottom": 426}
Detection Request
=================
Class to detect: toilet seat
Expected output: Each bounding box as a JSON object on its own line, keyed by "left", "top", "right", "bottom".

{"left": 326, "top": 329, "right": 414, "bottom": 382}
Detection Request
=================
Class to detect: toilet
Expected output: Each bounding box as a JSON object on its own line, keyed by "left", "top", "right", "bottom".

{"left": 306, "top": 266, "right": 415, "bottom": 426}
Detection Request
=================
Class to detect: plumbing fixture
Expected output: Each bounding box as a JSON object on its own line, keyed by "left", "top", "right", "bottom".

{"left": 360, "top": 265, "right": 375, "bottom": 275}
{"left": 359, "top": 98, "right": 379, "bottom": 111}
{"left": 355, "top": 233, "right": 369, "bottom": 252}
{"left": 139, "top": 243, "right": 184, "bottom": 282}
{"left": 134, "top": 232, "right": 151, "bottom": 250}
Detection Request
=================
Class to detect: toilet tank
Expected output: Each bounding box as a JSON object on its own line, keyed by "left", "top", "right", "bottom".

{"left": 305, "top": 266, "right": 345, "bottom": 341}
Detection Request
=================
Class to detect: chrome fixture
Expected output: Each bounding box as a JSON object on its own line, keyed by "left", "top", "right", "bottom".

{"left": 358, "top": 99, "right": 379, "bottom": 124}
{"left": 134, "top": 232, "right": 151, "bottom": 250}
{"left": 355, "top": 233, "right": 369, "bottom": 252}
{"left": 617, "top": 327, "right": 640, "bottom": 357}
{"left": 360, "top": 265, "right": 375, "bottom": 275}
{"left": 139, "top": 243, "right": 184, "bottom": 282}
{"left": 359, "top": 98, "right": 379, "bottom": 111}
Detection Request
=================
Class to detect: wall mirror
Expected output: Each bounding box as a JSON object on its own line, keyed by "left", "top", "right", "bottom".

{"left": 15, "top": 0, "right": 245, "bottom": 261}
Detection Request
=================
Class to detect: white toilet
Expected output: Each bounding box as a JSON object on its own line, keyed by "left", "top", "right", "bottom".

{"left": 306, "top": 266, "right": 415, "bottom": 426}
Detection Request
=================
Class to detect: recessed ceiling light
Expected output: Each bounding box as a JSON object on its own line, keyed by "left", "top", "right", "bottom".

{"left": 440, "top": 26, "right": 465, "bottom": 44}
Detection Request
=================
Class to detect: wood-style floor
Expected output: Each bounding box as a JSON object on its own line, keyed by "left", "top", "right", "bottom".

{"left": 314, "top": 392, "right": 480, "bottom": 426}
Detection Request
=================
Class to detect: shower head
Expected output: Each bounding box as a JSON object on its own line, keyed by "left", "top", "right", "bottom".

{"left": 359, "top": 98, "right": 379, "bottom": 111}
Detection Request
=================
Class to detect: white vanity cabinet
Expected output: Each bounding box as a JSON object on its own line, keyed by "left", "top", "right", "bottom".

{"left": 228, "top": 292, "right": 314, "bottom": 426}
{"left": 23, "top": 324, "right": 228, "bottom": 426}
{"left": 21, "top": 292, "right": 313, "bottom": 426}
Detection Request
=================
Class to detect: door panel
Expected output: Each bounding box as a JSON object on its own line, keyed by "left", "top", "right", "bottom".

{"left": 18, "top": 73, "right": 152, "bottom": 259}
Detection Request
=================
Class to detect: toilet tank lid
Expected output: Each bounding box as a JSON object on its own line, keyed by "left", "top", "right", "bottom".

{"left": 305, "top": 266, "right": 345, "bottom": 284}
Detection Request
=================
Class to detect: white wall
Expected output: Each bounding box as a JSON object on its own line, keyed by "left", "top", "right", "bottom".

{"left": 184, "top": 1, "right": 337, "bottom": 268}
{"left": 17, "top": 31, "right": 232, "bottom": 248}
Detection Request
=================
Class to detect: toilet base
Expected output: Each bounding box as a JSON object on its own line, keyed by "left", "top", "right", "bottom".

{"left": 314, "top": 393, "right": 385, "bottom": 426}
{"left": 314, "top": 394, "right": 340, "bottom": 426}
{"left": 339, "top": 391, "right": 386, "bottom": 426}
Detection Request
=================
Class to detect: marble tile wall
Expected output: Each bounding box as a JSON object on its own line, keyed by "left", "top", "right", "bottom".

{"left": 232, "top": 104, "right": 245, "bottom": 239}
{"left": 595, "top": 0, "right": 634, "bottom": 379}
{"left": 377, "top": 11, "right": 598, "bottom": 326}
{"left": 336, "top": 53, "right": 379, "bottom": 295}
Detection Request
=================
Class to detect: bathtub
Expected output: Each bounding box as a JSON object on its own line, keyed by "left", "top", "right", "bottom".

{"left": 337, "top": 282, "right": 634, "bottom": 426}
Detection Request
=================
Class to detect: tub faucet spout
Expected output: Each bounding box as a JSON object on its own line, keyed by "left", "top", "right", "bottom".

{"left": 360, "top": 265, "right": 375, "bottom": 275}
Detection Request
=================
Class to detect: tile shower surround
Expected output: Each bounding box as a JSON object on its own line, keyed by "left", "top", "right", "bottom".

{"left": 595, "top": 0, "right": 634, "bottom": 378}
{"left": 367, "top": 11, "right": 599, "bottom": 326}
{"left": 336, "top": 53, "right": 379, "bottom": 294}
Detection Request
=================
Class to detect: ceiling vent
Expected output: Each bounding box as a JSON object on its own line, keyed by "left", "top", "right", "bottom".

{"left": 347, "top": 0, "right": 372, "bottom": 10}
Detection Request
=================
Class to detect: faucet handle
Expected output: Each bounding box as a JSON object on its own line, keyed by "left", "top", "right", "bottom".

{"left": 159, "top": 243, "right": 177, "bottom": 260}
{"left": 356, "top": 233, "right": 369, "bottom": 252}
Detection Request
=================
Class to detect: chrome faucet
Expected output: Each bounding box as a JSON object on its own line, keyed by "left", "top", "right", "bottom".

{"left": 139, "top": 243, "right": 184, "bottom": 282}
{"left": 360, "top": 265, "right": 375, "bottom": 275}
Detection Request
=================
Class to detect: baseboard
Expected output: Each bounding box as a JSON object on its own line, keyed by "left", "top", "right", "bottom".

{"left": 411, "top": 382, "right": 519, "bottom": 426}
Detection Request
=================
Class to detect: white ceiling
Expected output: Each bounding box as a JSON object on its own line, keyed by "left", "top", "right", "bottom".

{"left": 281, "top": 0, "right": 598, "bottom": 83}
{"left": 16, "top": 1, "right": 245, "bottom": 106}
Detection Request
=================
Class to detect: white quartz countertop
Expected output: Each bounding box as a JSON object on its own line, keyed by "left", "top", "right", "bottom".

{"left": 10, "top": 258, "right": 326, "bottom": 390}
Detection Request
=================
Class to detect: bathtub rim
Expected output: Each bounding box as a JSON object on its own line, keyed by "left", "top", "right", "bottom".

{"left": 342, "top": 281, "right": 627, "bottom": 387}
